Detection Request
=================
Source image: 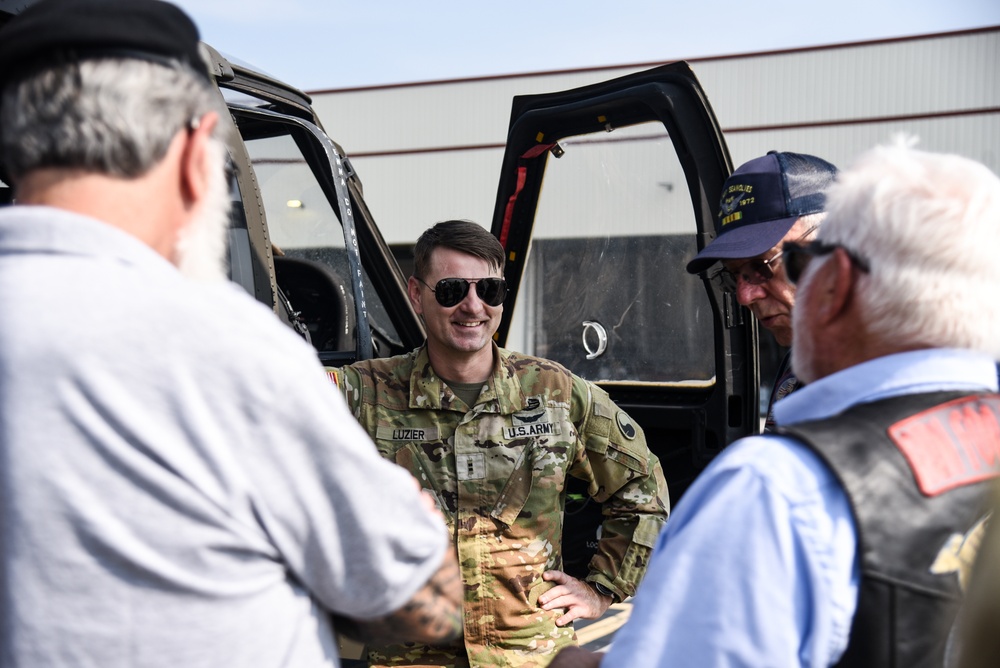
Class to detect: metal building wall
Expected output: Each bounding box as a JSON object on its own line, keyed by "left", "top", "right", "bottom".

{"left": 309, "top": 28, "right": 1000, "bottom": 244}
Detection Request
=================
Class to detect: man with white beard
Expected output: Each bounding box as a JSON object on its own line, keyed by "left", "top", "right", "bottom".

{"left": 550, "top": 139, "right": 1000, "bottom": 667}
{"left": 0, "top": 2, "right": 462, "bottom": 667}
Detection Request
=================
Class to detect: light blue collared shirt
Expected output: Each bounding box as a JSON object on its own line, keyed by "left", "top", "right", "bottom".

{"left": 601, "top": 349, "right": 998, "bottom": 668}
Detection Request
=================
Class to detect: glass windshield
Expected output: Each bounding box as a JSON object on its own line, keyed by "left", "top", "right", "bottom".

{"left": 237, "top": 124, "right": 400, "bottom": 352}
{"left": 245, "top": 133, "right": 344, "bottom": 253}
{"left": 505, "top": 122, "right": 714, "bottom": 385}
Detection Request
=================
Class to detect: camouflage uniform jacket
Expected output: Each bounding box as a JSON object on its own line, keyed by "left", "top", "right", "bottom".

{"left": 329, "top": 343, "right": 669, "bottom": 668}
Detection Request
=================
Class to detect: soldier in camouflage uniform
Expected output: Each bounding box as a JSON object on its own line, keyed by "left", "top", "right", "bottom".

{"left": 328, "top": 220, "right": 669, "bottom": 668}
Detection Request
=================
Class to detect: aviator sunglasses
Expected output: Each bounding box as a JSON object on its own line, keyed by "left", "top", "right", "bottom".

{"left": 417, "top": 276, "right": 508, "bottom": 307}
{"left": 709, "top": 225, "right": 820, "bottom": 292}
{"left": 710, "top": 250, "right": 782, "bottom": 292}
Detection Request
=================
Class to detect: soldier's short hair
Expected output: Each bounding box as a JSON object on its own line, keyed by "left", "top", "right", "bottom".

{"left": 413, "top": 220, "right": 505, "bottom": 279}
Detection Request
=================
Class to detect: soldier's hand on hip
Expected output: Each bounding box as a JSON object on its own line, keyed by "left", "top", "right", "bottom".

{"left": 539, "top": 570, "right": 613, "bottom": 626}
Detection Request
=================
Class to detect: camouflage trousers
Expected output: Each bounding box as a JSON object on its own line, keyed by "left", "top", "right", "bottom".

{"left": 368, "top": 639, "right": 563, "bottom": 667}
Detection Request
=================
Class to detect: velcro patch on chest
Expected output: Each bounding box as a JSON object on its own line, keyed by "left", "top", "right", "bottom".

{"left": 506, "top": 396, "right": 561, "bottom": 438}
{"left": 375, "top": 426, "right": 441, "bottom": 441}
{"left": 504, "top": 422, "right": 560, "bottom": 439}
{"left": 888, "top": 395, "right": 1000, "bottom": 496}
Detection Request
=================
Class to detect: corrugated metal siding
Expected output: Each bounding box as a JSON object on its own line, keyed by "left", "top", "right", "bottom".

{"left": 699, "top": 31, "right": 1000, "bottom": 129}
{"left": 723, "top": 114, "right": 1000, "bottom": 170}
{"left": 310, "top": 29, "right": 1000, "bottom": 243}
{"left": 353, "top": 149, "right": 505, "bottom": 243}
{"left": 312, "top": 66, "right": 650, "bottom": 154}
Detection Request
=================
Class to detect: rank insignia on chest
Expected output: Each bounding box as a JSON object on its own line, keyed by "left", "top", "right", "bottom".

{"left": 457, "top": 453, "right": 486, "bottom": 481}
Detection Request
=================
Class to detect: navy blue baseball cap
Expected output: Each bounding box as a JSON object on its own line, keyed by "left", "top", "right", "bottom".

{"left": 686, "top": 151, "right": 838, "bottom": 274}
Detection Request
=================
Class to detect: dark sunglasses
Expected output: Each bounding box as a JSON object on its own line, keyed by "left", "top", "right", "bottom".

{"left": 417, "top": 276, "right": 508, "bottom": 307}
{"left": 781, "top": 240, "right": 870, "bottom": 285}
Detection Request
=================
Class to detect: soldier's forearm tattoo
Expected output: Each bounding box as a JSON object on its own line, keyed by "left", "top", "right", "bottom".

{"left": 332, "top": 547, "right": 464, "bottom": 645}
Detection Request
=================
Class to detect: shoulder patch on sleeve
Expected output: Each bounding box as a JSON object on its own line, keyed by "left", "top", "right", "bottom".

{"left": 324, "top": 367, "right": 341, "bottom": 389}
{"left": 616, "top": 411, "right": 637, "bottom": 440}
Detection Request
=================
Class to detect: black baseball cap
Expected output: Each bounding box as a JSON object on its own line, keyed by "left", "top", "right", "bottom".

{"left": 0, "top": 0, "right": 209, "bottom": 93}
{"left": 686, "top": 151, "right": 838, "bottom": 274}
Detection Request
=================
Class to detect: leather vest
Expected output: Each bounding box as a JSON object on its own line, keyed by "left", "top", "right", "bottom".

{"left": 779, "top": 391, "right": 1000, "bottom": 668}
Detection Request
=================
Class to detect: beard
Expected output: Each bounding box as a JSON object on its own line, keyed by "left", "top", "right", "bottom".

{"left": 174, "top": 139, "right": 231, "bottom": 282}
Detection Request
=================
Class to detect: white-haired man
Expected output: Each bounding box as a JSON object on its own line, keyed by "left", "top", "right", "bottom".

{"left": 0, "top": 1, "right": 461, "bottom": 666}
{"left": 552, "top": 139, "right": 1000, "bottom": 667}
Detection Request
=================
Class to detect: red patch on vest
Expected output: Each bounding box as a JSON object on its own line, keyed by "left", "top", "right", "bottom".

{"left": 888, "top": 395, "right": 1000, "bottom": 497}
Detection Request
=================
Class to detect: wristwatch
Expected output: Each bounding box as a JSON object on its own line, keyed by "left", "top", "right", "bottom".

{"left": 590, "top": 581, "right": 617, "bottom": 601}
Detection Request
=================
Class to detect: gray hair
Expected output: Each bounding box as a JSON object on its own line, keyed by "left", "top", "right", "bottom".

{"left": 0, "top": 58, "right": 228, "bottom": 182}
{"left": 794, "top": 212, "right": 825, "bottom": 240}
{"left": 822, "top": 137, "right": 1000, "bottom": 359}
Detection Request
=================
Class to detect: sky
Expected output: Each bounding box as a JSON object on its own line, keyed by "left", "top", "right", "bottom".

{"left": 170, "top": 0, "right": 1000, "bottom": 93}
